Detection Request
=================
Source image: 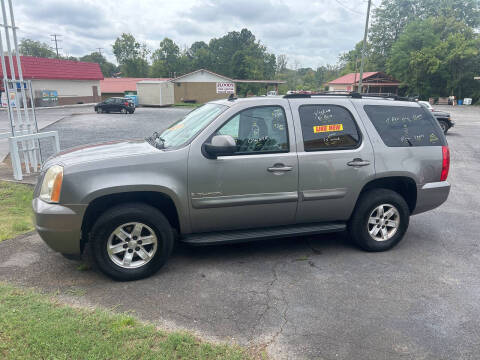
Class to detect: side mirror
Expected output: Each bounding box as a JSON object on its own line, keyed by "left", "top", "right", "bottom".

{"left": 204, "top": 135, "right": 236, "bottom": 159}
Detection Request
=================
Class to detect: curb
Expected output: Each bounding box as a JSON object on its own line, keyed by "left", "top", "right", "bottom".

{"left": 0, "top": 103, "right": 95, "bottom": 111}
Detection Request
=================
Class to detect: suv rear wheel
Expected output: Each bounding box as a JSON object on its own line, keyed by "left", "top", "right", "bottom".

{"left": 438, "top": 120, "right": 449, "bottom": 134}
{"left": 89, "top": 203, "right": 174, "bottom": 281}
{"left": 348, "top": 189, "right": 410, "bottom": 251}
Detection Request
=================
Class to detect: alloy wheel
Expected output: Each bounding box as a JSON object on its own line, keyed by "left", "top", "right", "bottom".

{"left": 367, "top": 203, "right": 400, "bottom": 241}
{"left": 107, "top": 222, "right": 158, "bottom": 269}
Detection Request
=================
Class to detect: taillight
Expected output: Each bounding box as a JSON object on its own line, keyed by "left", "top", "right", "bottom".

{"left": 440, "top": 146, "right": 450, "bottom": 181}
{"left": 124, "top": 102, "right": 129, "bottom": 106}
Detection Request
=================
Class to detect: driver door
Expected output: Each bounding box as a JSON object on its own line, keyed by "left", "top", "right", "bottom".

{"left": 188, "top": 102, "right": 299, "bottom": 233}
{"left": 103, "top": 98, "right": 114, "bottom": 112}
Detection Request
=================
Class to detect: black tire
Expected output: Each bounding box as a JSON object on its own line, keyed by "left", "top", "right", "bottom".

{"left": 348, "top": 188, "right": 410, "bottom": 252}
{"left": 61, "top": 253, "right": 81, "bottom": 261}
{"left": 89, "top": 203, "right": 174, "bottom": 281}
{"left": 438, "top": 120, "right": 449, "bottom": 134}
{"left": 96, "top": 108, "right": 102, "bottom": 114}
{"left": 121, "top": 108, "right": 127, "bottom": 114}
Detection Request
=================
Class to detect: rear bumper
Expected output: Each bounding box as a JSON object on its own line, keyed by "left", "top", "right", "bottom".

{"left": 412, "top": 181, "right": 450, "bottom": 215}
{"left": 32, "top": 198, "right": 87, "bottom": 255}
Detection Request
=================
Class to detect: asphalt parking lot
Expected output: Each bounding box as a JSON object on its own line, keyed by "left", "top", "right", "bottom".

{"left": 37, "top": 107, "right": 191, "bottom": 159}
{"left": 1, "top": 105, "right": 480, "bottom": 359}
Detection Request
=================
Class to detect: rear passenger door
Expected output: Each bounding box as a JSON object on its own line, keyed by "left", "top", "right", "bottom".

{"left": 289, "top": 99, "right": 376, "bottom": 223}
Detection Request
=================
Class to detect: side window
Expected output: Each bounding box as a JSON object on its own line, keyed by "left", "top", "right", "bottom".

{"left": 215, "top": 106, "right": 289, "bottom": 154}
{"left": 364, "top": 105, "right": 446, "bottom": 147}
{"left": 299, "top": 105, "right": 361, "bottom": 151}
{"left": 104, "top": 98, "right": 114, "bottom": 104}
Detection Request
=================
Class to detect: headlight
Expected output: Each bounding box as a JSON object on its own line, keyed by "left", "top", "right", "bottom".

{"left": 40, "top": 165, "right": 63, "bottom": 203}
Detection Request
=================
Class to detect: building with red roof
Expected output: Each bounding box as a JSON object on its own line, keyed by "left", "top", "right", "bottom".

{"left": 100, "top": 77, "right": 171, "bottom": 100}
{"left": 0, "top": 56, "right": 103, "bottom": 105}
{"left": 328, "top": 72, "right": 400, "bottom": 94}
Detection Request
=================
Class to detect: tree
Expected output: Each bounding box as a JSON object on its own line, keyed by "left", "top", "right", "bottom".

{"left": 276, "top": 55, "right": 288, "bottom": 75}
{"left": 19, "top": 39, "right": 56, "bottom": 58}
{"left": 112, "top": 33, "right": 150, "bottom": 77}
{"left": 369, "top": 0, "right": 480, "bottom": 69}
{"left": 151, "top": 38, "right": 180, "bottom": 77}
{"left": 387, "top": 16, "right": 480, "bottom": 99}
{"left": 80, "top": 52, "right": 117, "bottom": 77}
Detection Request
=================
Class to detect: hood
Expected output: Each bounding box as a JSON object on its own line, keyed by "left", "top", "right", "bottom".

{"left": 43, "top": 139, "right": 159, "bottom": 168}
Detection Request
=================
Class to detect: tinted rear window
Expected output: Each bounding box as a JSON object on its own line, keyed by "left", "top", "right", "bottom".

{"left": 299, "top": 105, "right": 361, "bottom": 151}
{"left": 364, "top": 105, "right": 445, "bottom": 147}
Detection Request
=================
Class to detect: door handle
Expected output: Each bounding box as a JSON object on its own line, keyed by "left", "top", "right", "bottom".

{"left": 267, "top": 164, "right": 293, "bottom": 172}
{"left": 347, "top": 158, "right": 371, "bottom": 167}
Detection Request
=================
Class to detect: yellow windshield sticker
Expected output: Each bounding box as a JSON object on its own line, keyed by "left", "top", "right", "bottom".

{"left": 169, "top": 123, "right": 185, "bottom": 131}
{"left": 313, "top": 124, "right": 343, "bottom": 133}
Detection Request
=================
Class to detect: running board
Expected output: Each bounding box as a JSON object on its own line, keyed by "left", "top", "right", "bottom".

{"left": 181, "top": 222, "right": 346, "bottom": 246}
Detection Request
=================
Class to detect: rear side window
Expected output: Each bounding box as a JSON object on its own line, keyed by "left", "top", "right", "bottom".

{"left": 299, "top": 105, "right": 361, "bottom": 151}
{"left": 364, "top": 105, "right": 445, "bottom": 147}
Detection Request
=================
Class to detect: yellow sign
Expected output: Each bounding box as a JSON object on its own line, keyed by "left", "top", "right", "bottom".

{"left": 313, "top": 124, "right": 344, "bottom": 133}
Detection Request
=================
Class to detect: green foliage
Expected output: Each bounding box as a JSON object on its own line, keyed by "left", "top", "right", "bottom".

{"left": 113, "top": 33, "right": 150, "bottom": 77}
{"left": 387, "top": 16, "right": 480, "bottom": 99}
{"left": 0, "top": 283, "right": 250, "bottom": 360}
{"left": 369, "top": 0, "right": 480, "bottom": 68}
{"left": 80, "top": 52, "right": 118, "bottom": 77}
{"left": 0, "top": 181, "right": 34, "bottom": 241}
{"left": 151, "top": 38, "right": 181, "bottom": 77}
{"left": 19, "top": 38, "right": 56, "bottom": 58}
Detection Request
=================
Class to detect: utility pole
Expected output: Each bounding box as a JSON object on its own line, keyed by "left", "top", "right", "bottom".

{"left": 358, "top": 0, "right": 372, "bottom": 93}
{"left": 50, "top": 34, "right": 62, "bottom": 58}
{"left": 96, "top": 47, "right": 103, "bottom": 56}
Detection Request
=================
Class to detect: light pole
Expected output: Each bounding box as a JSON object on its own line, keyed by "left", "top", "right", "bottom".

{"left": 358, "top": 0, "right": 372, "bottom": 93}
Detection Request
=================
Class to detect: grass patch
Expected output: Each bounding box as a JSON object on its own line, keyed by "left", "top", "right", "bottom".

{"left": 173, "top": 102, "right": 203, "bottom": 108}
{"left": 0, "top": 283, "right": 250, "bottom": 360}
{"left": 0, "top": 181, "right": 34, "bottom": 242}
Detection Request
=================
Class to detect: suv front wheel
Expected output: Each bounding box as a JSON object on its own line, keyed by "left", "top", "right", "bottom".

{"left": 89, "top": 203, "right": 174, "bottom": 281}
{"left": 348, "top": 189, "right": 410, "bottom": 251}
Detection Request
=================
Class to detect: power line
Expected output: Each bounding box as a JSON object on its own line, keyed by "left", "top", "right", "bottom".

{"left": 50, "top": 34, "right": 62, "bottom": 57}
{"left": 333, "top": 0, "right": 365, "bottom": 15}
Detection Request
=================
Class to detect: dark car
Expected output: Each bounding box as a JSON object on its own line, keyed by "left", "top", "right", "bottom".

{"left": 418, "top": 101, "right": 454, "bottom": 134}
{"left": 95, "top": 97, "right": 135, "bottom": 114}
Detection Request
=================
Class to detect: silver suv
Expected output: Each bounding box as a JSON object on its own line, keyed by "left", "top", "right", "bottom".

{"left": 33, "top": 94, "right": 451, "bottom": 280}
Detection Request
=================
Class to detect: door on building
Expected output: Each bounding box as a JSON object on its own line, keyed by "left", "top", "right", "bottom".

{"left": 92, "top": 86, "right": 99, "bottom": 102}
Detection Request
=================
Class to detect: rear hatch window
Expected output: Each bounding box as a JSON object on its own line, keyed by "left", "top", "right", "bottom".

{"left": 364, "top": 105, "right": 446, "bottom": 147}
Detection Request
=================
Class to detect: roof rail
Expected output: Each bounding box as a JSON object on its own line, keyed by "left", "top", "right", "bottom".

{"left": 283, "top": 91, "right": 414, "bottom": 102}
{"left": 283, "top": 91, "right": 354, "bottom": 99}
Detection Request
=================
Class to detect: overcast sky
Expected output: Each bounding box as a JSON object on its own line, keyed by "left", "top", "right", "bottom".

{"left": 13, "top": 0, "right": 371, "bottom": 68}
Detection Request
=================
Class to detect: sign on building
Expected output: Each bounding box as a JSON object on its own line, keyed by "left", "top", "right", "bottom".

{"left": 216, "top": 82, "right": 235, "bottom": 94}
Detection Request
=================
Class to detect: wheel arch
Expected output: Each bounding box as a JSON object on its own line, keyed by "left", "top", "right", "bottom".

{"left": 81, "top": 191, "right": 181, "bottom": 251}
{"left": 356, "top": 176, "right": 417, "bottom": 214}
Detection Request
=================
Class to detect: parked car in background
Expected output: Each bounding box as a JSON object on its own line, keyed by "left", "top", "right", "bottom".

{"left": 418, "top": 101, "right": 454, "bottom": 134}
{"left": 95, "top": 97, "right": 135, "bottom": 114}
{"left": 34, "top": 94, "right": 450, "bottom": 280}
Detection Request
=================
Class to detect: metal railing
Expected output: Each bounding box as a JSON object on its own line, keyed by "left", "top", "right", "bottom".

{"left": 0, "top": 0, "right": 59, "bottom": 180}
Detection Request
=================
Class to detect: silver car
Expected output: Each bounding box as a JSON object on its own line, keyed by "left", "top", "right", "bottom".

{"left": 33, "top": 94, "right": 451, "bottom": 280}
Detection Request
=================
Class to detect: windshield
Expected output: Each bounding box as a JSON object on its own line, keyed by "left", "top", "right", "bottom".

{"left": 153, "top": 104, "right": 227, "bottom": 148}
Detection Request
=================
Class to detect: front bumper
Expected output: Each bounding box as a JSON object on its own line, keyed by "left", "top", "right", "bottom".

{"left": 32, "top": 198, "right": 87, "bottom": 255}
{"left": 412, "top": 181, "right": 451, "bottom": 215}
